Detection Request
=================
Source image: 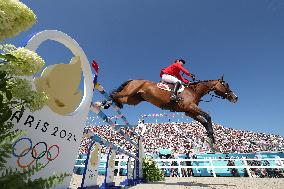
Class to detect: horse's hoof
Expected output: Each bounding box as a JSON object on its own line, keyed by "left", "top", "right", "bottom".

{"left": 103, "top": 104, "right": 110, "bottom": 109}
{"left": 94, "top": 101, "right": 103, "bottom": 107}
{"left": 170, "top": 95, "right": 177, "bottom": 101}
{"left": 113, "top": 101, "right": 123, "bottom": 109}
{"left": 206, "top": 138, "right": 215, "bottom": 152}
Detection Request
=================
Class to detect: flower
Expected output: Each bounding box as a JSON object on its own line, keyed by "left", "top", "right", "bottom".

{"left": 0, "top": 44, "right": 45, "bottom": 76}
{"left": 0, "top": 0, "right": 36, "bottom": 41}
{"left": 0, "top": 44, "right": 17, "bottom": 53}
{"left": 7, "top": 78, "right": 32, "bottom": 100}
{"left": 7, "top": 78, "right": 48, "bottom": 111}
{"left": 26, "top": 90, "right": 49, "bottom": 112}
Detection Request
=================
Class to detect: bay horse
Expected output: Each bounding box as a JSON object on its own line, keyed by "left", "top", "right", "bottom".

{"left": 107, "top": 75, "right": 238, "bottom": 148}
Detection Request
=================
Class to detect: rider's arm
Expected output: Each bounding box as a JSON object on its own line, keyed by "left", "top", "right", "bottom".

{"left": 182, "top": 78, "right": 190, "bottom": 84}
{"left": 177, "top": 75, "right": 189, "bottom": 84}
{"left": 176, "top": 63, "right": 191, "bottom": 76}
{"left": 176, "top": 64, "right": 196, "bottom": 81}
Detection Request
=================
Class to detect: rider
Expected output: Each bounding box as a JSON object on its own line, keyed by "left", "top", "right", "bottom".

{"left": 160, "top": 59, "right": 195, "bottom": 101}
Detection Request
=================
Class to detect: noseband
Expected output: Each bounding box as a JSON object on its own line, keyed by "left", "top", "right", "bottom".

{"left": 191, "top": 80, "right": 230, "bottom": 102}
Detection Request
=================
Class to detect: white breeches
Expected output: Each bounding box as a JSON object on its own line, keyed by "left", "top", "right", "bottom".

{"left": 161, "top": 74, "right": 181, "bottom": 84}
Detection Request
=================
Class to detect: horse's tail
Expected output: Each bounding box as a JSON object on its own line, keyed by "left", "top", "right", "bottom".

{"left": 110, "top": 79, "right": 133, "bottom": 97}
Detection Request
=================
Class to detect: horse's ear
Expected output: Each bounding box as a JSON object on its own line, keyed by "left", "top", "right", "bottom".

{"left": 220, "top": 74, "right": 224, "bottom": 81}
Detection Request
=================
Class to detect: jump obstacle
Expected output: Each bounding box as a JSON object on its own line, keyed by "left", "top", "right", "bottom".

{"left": 78, "top": 63, "right": 145, "bottom": 189}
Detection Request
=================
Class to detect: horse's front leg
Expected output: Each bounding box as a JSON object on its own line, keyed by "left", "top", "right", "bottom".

{"left": 191, "top": 115, "right": 217, "bottom": 152}
{"left": 185, "top": 104, "right": 215, "bottom": 143}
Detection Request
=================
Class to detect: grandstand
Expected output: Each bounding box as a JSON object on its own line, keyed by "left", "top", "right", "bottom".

{"left": 80, "top": 121, "right": 284, "bottom": 155}
{"left": 76, "top": 115, "right": 284, "bottom": 178}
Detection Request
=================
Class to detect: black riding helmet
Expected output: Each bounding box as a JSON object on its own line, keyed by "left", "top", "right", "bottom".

{"left": 176, "top": 59, "right": 186, "bottom": 64}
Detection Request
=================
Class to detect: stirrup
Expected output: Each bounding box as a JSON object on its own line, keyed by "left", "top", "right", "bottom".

{"left": 170, "top": 94, "right": 181, "bottom": 102}
{"left": 170, "top": 94, "right": 177, "bottom": 101}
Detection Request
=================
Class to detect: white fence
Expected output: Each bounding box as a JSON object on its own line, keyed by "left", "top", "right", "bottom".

{"left": 74, "top": 157, "right": 284, "bottom": 178}
{"left": 153, "top": 157, "right": 284, "bottom": 177}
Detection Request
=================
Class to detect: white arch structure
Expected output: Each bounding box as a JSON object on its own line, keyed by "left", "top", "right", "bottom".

{"left": 7, "top": 30, "right": 93, "bottom": 189}
{"left": 25, "top": 30, "right": 93, "bottom": 114}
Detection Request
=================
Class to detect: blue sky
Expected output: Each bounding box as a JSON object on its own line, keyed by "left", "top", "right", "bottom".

{"left": 7, "top": 0, "right": 284, "bottom": 136}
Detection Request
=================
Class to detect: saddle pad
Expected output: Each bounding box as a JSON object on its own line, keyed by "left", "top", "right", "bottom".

{"left": 157, "top": 82, "right": 185, "bottom": 93}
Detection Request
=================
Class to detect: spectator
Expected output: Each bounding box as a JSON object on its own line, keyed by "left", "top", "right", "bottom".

{"left": 79, "top": 121, "right": 284, "bottom": 156}
{"left": 227, "top": 160, "right": 240, "bottom": 177}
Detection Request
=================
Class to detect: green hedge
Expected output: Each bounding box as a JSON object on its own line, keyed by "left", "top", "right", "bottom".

{"left": 142, "top": 156, "right": 165, "bottom": 182}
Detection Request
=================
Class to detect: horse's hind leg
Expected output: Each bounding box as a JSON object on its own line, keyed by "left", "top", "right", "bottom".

{"left": 114, "top": 92, "right": 144, "bottom": 105}
{"left": 126, "top": 94, "right": 145, "bottom": 105}
{"left": 111, "top": 81, "right": 145, "bottom": 107}
{"left": 111, "top": 80, "right": 145, "bottom": 99}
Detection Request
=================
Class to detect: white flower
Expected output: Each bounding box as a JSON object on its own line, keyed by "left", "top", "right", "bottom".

{"left": 0, "top": 44, "right": 17, "bottom": 53}
{"left": 7, "top": 78, "right": 48, "bottom": 111}
{"left": 26, "top": 91, "right": 49, "bottom": 112}
{"left": 0, "top": 44, "right": 45, "bottom": 76}
{"left": 7, "top": 78, "right": 32, "bottom": 100}
{"left": 0, "top": 0, "right": 36, "bottom": 41}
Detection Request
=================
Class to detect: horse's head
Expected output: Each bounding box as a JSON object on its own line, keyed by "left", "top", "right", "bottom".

{"left": 213, "top": 75, "right": 238, "bottom": 103}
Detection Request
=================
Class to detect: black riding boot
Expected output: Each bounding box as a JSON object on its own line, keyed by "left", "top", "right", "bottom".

{"left": 170, "top": 82, "right": 181, "bottom": 101}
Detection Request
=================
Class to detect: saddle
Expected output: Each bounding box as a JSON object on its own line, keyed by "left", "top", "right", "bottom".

{"left": 156, "top": 81, "right": 185, "bottom": 93}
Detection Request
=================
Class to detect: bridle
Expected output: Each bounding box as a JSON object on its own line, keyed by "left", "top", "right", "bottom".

{"left": 185, "top": 78, "right": 231, "bottom": 103}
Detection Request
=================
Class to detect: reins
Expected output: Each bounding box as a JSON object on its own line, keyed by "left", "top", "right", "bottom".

{"left": 184, "top": 78, "right": 226, "bottom": 103}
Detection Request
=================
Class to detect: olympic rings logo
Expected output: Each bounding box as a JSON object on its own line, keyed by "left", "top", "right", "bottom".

{"left": 12, "top": 137, "right": 60, "bottom": 169}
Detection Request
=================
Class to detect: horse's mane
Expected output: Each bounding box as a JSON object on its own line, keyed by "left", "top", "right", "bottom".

{"left": 187, "top": 79, "right": 217, "bottom": 86}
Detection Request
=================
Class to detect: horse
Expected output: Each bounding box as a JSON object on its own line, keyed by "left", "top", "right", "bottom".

{"left": 105, "top": 75, "right": 238, "bottom": 149}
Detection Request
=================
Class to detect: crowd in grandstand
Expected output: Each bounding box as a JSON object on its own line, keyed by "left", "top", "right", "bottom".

{"left": 80, "top": 121, "right": 284, "bottom": 155}
{"left": 78, "top": 121, "right": 284, "bottom": 178}
{"left": 246, "top": 158, "right": 284, "bottom": 178}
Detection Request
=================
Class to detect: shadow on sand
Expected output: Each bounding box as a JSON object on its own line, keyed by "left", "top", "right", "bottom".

{"left": 128, "top": 180, "right": 236, "bottom": 189}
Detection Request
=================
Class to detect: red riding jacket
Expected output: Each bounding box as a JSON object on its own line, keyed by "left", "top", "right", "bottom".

{"left": 160, "top": 62, "right": 191, "bottom": 83}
